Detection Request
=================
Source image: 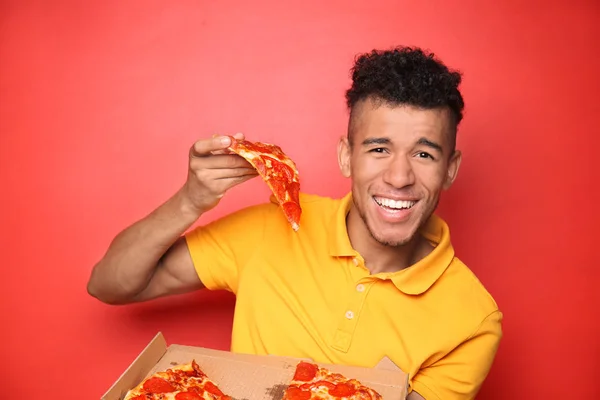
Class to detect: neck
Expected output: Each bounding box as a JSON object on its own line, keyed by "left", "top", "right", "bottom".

{"left": 346, "top": 207, "right": 433, "bottom": 274}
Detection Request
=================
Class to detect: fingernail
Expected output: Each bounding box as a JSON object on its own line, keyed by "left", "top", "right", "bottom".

{"left": 220, "top": 136, "right": 231, "bottom": 145}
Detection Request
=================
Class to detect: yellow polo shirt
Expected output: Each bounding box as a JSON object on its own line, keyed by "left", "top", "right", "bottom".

{"left": 185, "top": 193, "right": 503, "bottom": 400}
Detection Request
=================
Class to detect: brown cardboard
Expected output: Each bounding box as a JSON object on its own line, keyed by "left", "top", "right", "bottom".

{"left": 102, "top": 332, "right": 409, "bottom": 400}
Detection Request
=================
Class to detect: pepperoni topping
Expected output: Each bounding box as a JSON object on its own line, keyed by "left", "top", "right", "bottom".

{"left": 269, "top": 178, "right": 287, "bottom": 201}
{"left": 253, "top": 157, "right": 267, "bottom": 176}
{"left": 175, "top": 392, "right": 203, "bottom": 400}
{"left": 204, "top": 381, "right": 225, "bottom": 396}
{"left": 266, "top": 156, "right": 295, "bottom": 181}
{"left": 283, "top": 202, "right": 301, "bottom": 224}
{"left": 284, "top": 386, "right": 312, "bottom": 400}
{"left": 287, "top": 181, "right": 300, "bottom": 203}
{"left": 329, "top": 382, "right": 357, "bottom": 397}
{"left": 142, "top": 376, "right": 176, "bottom": 393}
{"left": 293, "top": 362, "right": 318, "bottom": 381}
{"left": 244, "top": 141, "right": 282, "bottom": 155}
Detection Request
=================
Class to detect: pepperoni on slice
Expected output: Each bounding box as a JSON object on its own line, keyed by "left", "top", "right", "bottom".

{"left": 293, "top": 362, "right": 318, "bottom": 381}
{"left": 329, "top": 382, "right": 357, "bottom": 397}
{"left": 175, "top": 392, "right": 203, "bottom": 400}
{"left": 142, "top": 376, "right": 176, "bottom": 393}
{"left": 284, "top": 386, "right": 312, "bottom": 400}
{"left": 270, "top": 158, "right": 295, "bottom": 181}
{"left": 269, "top": 178, "right": 287, "bottom": 201}
{"left": 204, "top": 381, "right": 225, "bottom": 396}
{"left": 246, "top": 142, "right": 281, "bottom": 155}
{"left": 287, "top": 181, "right": 300, "bottom": 203}
{"left": 282, "top": 202, "right": 301, "bottom": 225}
{"left": 252, "top": 157, "right": 267, "bottom": 176}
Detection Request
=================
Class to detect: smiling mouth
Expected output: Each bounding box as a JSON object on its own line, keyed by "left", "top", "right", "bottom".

{"left": 373, "top": 196, "right": 417, "bottom": 210}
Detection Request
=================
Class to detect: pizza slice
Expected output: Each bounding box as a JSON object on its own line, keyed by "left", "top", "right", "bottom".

{"left": 283, "top": 361, "right": 383, "bottom": 400}
{"left": 226, "top": 136, "right": 302, "bottom": 231}
{"left": 123, "top": 359, "right": 231, "bottom": 400}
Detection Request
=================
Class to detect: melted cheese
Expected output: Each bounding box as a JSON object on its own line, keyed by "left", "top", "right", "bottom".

{"left": 233, "top": 143, "right": 299, "bottom": 178}
{"left": 236, "top": 148, "right": 259, "bottom": 161}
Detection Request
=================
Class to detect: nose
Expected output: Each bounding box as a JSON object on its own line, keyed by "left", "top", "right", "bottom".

{"left": 382, "top": 154, "right": 415, "bottom": 188}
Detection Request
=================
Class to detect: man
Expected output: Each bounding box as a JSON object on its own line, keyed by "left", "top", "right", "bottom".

{"left": 88, "top": 46, "right": 502, "bottom": 399}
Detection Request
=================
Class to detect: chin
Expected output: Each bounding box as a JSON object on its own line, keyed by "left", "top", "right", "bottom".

{"left": 368, "top": 226, "right": 416, "bottom": 247}
{"left": 364, "top": 206, "right": 425, "bottom": 248}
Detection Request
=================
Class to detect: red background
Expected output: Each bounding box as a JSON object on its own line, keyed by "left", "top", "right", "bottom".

{"left": 1, "top": 1, "right": 599, "bottom": 398}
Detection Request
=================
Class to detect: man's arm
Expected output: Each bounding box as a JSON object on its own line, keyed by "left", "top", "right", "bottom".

{"left": 87, "top": 134, "right": 257, "bottom": 304}
{"left": 87, "top": 191, "right": 204, "bottom": 304}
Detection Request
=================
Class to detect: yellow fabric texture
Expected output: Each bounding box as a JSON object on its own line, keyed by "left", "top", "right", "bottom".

{"left": 185, "top": 192, "right": 503, "bottom": 399}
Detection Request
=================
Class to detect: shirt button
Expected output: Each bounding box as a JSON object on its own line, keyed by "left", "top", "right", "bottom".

{"left": 352, "top": 258, "right": 359, "bottom": 266}
{"left": 356, "top": 284, "right": 365, "bottom": 292}
{"left": 345, "top": 310, "right": 354, "bottom": 320}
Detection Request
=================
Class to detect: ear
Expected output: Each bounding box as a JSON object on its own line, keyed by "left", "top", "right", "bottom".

{"left": 443, "top": 150, "right": 462, "bottom": 190}
{"left": 337, "top": 136, "right": 352, "bottom": 178}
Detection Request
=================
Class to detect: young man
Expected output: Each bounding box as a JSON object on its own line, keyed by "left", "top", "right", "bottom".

{"left": 88, "top": 46, "right": 502, "bottom": 399}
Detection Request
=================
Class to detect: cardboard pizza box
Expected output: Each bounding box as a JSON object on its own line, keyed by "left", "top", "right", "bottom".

{"left": 101, "top": 332, "right": 409, "bottom": 400}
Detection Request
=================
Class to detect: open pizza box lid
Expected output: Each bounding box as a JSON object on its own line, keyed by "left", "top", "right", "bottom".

{"left": 101, "top": 332, "right": 409, "bottom": 400}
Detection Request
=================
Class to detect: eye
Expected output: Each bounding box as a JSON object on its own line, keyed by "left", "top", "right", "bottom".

{"left": 416, "top": 151, "right": 435, "bottom": 160}
{"left": 369, "top": 147, "right": 388, "bottom": 154}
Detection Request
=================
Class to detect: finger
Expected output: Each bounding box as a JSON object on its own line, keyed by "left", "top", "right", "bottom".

{"left": 200, "top": 174, "right": 258, "bottom": 200}
{"left": 193, "top": 167, "right": 257, "bottom": 184}
{"left": 207, "top": 134, "right": 230, "bottom": 155}
{"left": 190, "top": 135, "right": 233, "bottom": 157}
{"left": 213, "top": 168, "right": 259, "bottom": 180}
{"left": 190, "top": 154, "right": 255, "bottom": 170}
{"left": 209, "top": 133, "right": 245, "bottom": 155}
{"left": 213, "top": 174, "right": 258, "bottom": 193}
{"left": 217, "top": 132, "right": 244, "bottom": 140}
{"left": 211, "top": 132, "right": 244, "bottom": 138}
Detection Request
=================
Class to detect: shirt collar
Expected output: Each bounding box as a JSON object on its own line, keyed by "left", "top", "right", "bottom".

{"left": 389, "top": 214, "right": 455, "bottom": 295}
{"left": 328, "top": 192, "right": 455, "bottom": 295}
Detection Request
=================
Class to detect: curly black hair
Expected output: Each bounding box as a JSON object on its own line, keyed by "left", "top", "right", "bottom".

{"left": 345, "top": 46, "right": 464, "bottom": 150}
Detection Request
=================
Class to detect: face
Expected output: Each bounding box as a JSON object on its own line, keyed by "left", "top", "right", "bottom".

{"left": 338, "top": 99, "right": 462, "bottom": 247}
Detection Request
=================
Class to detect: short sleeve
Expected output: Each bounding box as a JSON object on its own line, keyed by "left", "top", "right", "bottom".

{"left": 411, "top": 310, "right": 503, "bottom": 400}
{"left": 184, "top": 203, "right": 275, "bottom": 293}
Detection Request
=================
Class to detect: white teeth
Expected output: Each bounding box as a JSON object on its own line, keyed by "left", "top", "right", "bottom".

{"left": 374, "top": 197, "right": 416, "bottom": 209}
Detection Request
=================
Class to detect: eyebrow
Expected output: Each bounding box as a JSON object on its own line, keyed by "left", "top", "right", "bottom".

{"left": 361, "top": 137, "right": 391, "bottom": 146}
{"left": 362, "top": 136, "right": 444, "bottom": 154}
{"left": 417, "top": 137, "right": 444, "bottom": 154}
